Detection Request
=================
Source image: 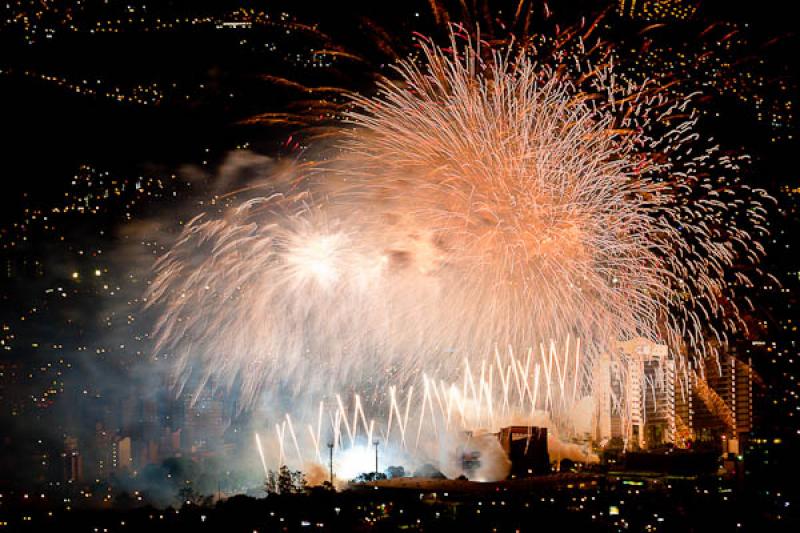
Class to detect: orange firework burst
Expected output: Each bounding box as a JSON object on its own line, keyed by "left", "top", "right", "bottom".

{"left": 146, "top": 31, "right": 771, "bottom": 445}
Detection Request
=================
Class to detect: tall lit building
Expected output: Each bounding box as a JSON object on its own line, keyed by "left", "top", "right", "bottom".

{"left": 614, "top": 338, "right": 671, "bottom": 450}
{"left": 674, "top": 371, "right": 694, "bottom": 447}
{"left": 691, "top": 354, "right": 753, "bottom": 451}
{"left": 592, "top": 352, "right": 613, "bottom": 444}
{"left": 180, "top": 381, "right": 226, "bottom": 454}
{"left": 116, "top": 436, "right": 133, "bottom": 472}
{"left": 62, "top": 436, "right": 82, "bottom": 483}
{"left": 593, "top": 340, "right": 752, "bottom": 452}
{"left": 642, "top": 359, "right": 676, "bottom": 448}
{"left": 90, "top": 423, "right": 115, "bottom": 480}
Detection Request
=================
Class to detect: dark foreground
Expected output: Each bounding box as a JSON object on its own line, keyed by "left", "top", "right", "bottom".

{"left": 2, "top": 471, "right": 798, "bottom": 532}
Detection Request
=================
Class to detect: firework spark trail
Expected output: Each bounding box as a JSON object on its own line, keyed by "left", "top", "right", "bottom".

{"left": 265, "top": 343, "right": 603, "bottom": 474}
{"left": 146, "top": 32, "right": 769, "bottom": 444}
{"left": 255, "top": 433, "right": 269, "bottom": 478}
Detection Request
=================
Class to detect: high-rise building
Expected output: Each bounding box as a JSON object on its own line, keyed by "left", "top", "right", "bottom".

{"left": 141, "top": 398, "right": 160, "bottom": 442}
{"left": 62, "top": 436, "right": 82, "bottom": 483}
{"left": 614, "top": 338, "right": 671, "bottom": 450}
{"left": 120, "top": 397, "right": 138, "bottom": 436}
{"left": 674, "top": 370, "right": 694, "bottom": 447}
{"left": 592, "top": 343, "right": 752, "bottom": 452}
{"left": 642, "top": 359, "right": 676, "bottom": 448}
{"left": 180, "top": 385, "right": 226, "bottom": 454}
{"left": 691, "top": 354, "right": 753, "bottom": 451}
{"left": 117, "top": 436, "right": 133, "bottom": 472}
{"left": 592, "top": 353, "right": 613, "bottom": 444}
{"left": 90, "top": 423, "right": 116, "bottom": 480}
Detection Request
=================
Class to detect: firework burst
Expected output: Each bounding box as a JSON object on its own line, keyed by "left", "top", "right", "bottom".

{"left": 146, "top": 31, "right": 769, "bottom": 443}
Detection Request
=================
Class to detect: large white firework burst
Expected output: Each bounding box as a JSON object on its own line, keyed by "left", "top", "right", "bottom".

{"left": 146, "top": 33, "right": 769, "bottom": 435}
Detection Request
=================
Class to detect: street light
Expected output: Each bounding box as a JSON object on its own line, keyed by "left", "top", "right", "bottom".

{"left": 373, "top": 439, "right": 379, "bottom": 478}
{"left": 328, "top": 442, "right": 334, "bottom": 488}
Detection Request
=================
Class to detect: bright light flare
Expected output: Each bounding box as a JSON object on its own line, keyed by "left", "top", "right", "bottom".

{"left": 287, "top": 233, "right": 344, "bottom": 287}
